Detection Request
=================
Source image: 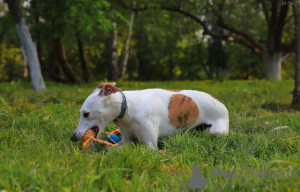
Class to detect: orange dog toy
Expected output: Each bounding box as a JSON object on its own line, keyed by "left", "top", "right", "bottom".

{"left": 82, "top": 128, "right": 121, "bottom": 149}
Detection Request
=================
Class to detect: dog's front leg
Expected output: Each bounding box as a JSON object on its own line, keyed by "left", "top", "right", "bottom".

{"left": 107, "top": 137, "right": 131, "bottom": 153}
{"left": 113, "top": 128, "right": 132, "bottom": 149}
{"left": 113, "top": 139, "right": 129, "bottom": 148}
{"left": 136, "top": 125, "right": 158, "bottom": 149}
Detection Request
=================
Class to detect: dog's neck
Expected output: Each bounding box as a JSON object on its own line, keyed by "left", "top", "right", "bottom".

{"left": 111, "top": 91, "right": 132, "bottom": 126}
{"left": 112, "top": 92, "right": 126, "bottom": 126}
{"left": 116, "top": 92, "right": 126, "bottom": 119}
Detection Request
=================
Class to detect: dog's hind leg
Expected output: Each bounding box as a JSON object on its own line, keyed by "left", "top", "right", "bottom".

{"left": 194, "top": 124, "right": 212, "bottom": 132}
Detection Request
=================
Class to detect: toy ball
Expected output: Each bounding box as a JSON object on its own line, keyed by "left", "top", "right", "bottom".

{"left": 106, "top": 134, "right": 120, "bottom": 144}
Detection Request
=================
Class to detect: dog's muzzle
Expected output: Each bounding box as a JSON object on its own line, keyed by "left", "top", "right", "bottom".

{"left": 71, "top": 133, "right": 81, "bottom": 142}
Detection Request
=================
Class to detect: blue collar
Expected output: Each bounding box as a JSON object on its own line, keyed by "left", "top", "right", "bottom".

{"left": 116, "top": 92, "right": 127, "bottom": 119}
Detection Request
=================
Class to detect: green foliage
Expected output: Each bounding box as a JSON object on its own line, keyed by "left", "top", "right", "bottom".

{"left": 0, "top": 81, "right": 299, "bottom": 191}
{"left": 0, "top": 44, "right": 22, "bottom": 80}
{"left": 0, "top": 0, "right": 297, "bottom": 82}
{"left": 226, "top": 43, "right": 264, "bottom": 80}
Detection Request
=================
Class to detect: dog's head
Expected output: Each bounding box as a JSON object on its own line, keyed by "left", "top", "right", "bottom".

{"left": 71, "top": 83, "right": 121, "bottom": 142}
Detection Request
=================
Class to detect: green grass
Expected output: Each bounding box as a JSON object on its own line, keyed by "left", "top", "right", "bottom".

{"left": 0, "top": 80, "right": 299, "bottom": 192}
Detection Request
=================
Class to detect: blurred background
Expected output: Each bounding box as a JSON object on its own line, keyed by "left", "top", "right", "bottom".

{"left": 0, "top": 0, "right": 297, "bottom": 82}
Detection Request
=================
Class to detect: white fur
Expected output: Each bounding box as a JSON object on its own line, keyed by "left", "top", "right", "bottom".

{"left": 71, "top": 87, "right": 229, "bottom": 149}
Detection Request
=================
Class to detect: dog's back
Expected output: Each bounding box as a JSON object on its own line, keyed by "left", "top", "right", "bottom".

{"left": 123, "top": 88, "right": 229, "bottom": 136}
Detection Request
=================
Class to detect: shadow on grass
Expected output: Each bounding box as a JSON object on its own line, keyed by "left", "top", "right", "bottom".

{"left": 261, "top": 101, "right": 295, "bottom": 112}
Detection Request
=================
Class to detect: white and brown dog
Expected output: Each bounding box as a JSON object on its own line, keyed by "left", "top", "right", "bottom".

{"left": 71, "top": 83, "right": 229, "bottom": 148}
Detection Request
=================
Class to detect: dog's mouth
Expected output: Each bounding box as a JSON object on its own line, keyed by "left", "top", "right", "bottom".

{"left": 91, "top": 126, "right": 99, "bottom": 138}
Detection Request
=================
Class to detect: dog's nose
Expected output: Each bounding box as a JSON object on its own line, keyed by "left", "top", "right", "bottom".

{"left": 70, "top": 134, "right": 78, "bottom": 142}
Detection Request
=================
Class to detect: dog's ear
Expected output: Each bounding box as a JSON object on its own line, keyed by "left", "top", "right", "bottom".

{"left": 97, "top": 82, "right": 116, "bottom": 89}
{"left": 99, "top": 84, "right": 120, "bottom": 96}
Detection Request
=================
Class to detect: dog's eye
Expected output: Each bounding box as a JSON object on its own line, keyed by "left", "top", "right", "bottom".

{"left": 83, "top": 112, "right": 90, "bottom": 118}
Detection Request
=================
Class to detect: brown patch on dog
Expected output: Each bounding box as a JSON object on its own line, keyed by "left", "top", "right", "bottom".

{"left": 97, "top": 82, "right": 115, "bottom": 89}
{"left": 168, "top": 94, "right": 199, "bottom": 129}
{"left": 209, "top": 94, "right": 222, "bottom": 103}
{"left": 164, "top": 89, "right": 182, "bottom": 92}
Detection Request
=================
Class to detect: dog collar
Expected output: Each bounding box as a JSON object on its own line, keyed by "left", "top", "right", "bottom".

{"left": 116, "top": 91, "right": 127, "bottom": 119}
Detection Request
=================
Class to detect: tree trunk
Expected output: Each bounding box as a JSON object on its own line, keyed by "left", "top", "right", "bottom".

{"left": 197, "top": 42, "right": 212, "bottom": 79}
{"left": 291, "top": 0, "right": 300, "bottom": 109}
{"left": 52, "top": 20, "right": 81, "bottom": 84}
{"left": 263, "top": 51, "right": 286, "bottom": 81}
{"left": 136, "top": 23, "right": 149, "bottom": 81}
{"left": 36, "top": 33, "right": 66, "bottom": 83}
{"left": 54, "top": 38, "right": 82, "bottom": 84}
{"left": 76, "top": 31, "right": 92, "bottom": 83}
{"left": 119, "top": 1, "right": 136, "bottom": 79}
{"left": 50, "top": 40, "right": 64, "bottom": 80}
{"left": 32, "top": 0, "right": 65, "bottom": 83}
{"left": 20, "top": 46, "right": 28, "bottom": 78}
{"left": 107, "top": 22, "right": 119, "bottom": 81}
{"left": 7, "top": 0, "right": 46, "bottom": 91}
{"left": 168, "top": 52, "right": 173, "bottom": 80}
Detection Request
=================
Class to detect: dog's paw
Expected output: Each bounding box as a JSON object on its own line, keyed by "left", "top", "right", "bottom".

{"left": 145, "top": 143, "right": 158, "bottom": 150}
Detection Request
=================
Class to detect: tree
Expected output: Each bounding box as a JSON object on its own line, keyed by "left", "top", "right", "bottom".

{"left": 53, "top": 19, "right": 82, "bottom": 84}
{"left": 135, "top": 0, "right": 295, "bottom": 80}
{"left": 31, "top": 0, "right": 66, "bottom": 83}
{"left": 107, "top": 1, "right": 136, "bottom": 81}
{"left": 76, "top": 30, "right": 92, "bottom": 83}
{"left": 291, "top": 1, "right": 300, "bottom": 109}
{"left": 107, "top": 22, "right": 119, "bottom": 81}
{"left": 126, "top": 1, "right": 208, "bottom": 81}
{"left": 6, "top": 0, "right": 46, "bottom": 91}
{"left": 27, "top": 0, "right": 114, "bottom": 83}
{"left": 51, "top": 0, "right": 82, "bottom": 84}
{"left": 119, "top": 1, "right": 136, "bottom": 79}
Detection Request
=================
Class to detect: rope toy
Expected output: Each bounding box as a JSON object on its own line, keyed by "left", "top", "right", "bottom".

{"left": 82, "top": 128, "right": 121, "bottom": 149}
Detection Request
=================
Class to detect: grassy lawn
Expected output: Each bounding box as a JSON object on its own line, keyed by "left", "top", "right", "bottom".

{"left": 0, "top": 80, "right": 299, "bottom": 192}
